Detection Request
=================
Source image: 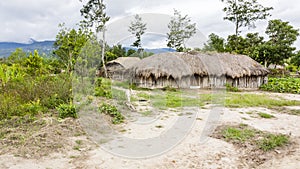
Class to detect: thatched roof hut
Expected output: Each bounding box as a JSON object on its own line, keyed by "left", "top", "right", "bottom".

{"left": 127, "top": 52, "right": 269, "bottom": 88}
{"left": 106, "top": 57, "right": 140, "bottom": 79}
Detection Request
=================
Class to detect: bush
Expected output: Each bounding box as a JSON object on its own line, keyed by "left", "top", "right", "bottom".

{"left": 56, "top": 103, "right": 77, "bottom": 119}
{"left": 260, "top": 77, "right": 300, "bottom": 94}
{"left": 99, "top": 103, "right": 124, "bottom": 124}
{"left": 94, "top": 78, "right": 112, "bottom": 98}
{"left": 225, "top": 83, "right": 240, "bottom": 92}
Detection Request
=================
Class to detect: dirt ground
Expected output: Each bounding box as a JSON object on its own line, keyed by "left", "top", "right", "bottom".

{"left": 0, "top": 91, "right": 300, "bottom": 169}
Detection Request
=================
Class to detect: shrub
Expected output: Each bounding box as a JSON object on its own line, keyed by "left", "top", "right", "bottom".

{"left": 225, "top": 83, "right": 240, "bottom": 92}
{"left": 56, "top": 103, "right": 77, "bottom": 119}
{"left": 260, "top": 77, "right": 300, "bottom": 94}
{"left": 99, "top": 103, "right": 124, "bottom": 124}
{"left": 94, "top": 78, "right": 112, "bottom": 98}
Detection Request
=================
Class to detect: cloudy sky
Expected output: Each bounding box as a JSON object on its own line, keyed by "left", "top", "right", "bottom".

{"left": 0, "top": 0, "right": 300, "bottom": 48}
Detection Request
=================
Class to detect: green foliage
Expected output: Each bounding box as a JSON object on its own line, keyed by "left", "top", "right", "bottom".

{"left": 167, "top": 9, "right": 196, "bottom": 52}
{"left": 291, "top": 51, "right": 300, "bottom": 68}
{"left": 0, "top": 63, "right": 25, "bottom": 87}
{"left": 220, "top": 124, "right": 289, "bottom": 152}
{"left": 203, "top": 33, "right": 225, "bottom": 52}
{"left": 99, "top": 103, "right": 124, "bottom": 124}
{"left": 80, "top": 0, "right": 110, "bottom": 33}
{"left": 56, "top": 103, "right": 77, "bottom": 119}
{"left": 53, "top": 24, "right": 90, "bottom": 72}
{"left": 265, "top": 19, "right": 299, "bottom": 66}
{"left": 260, "top": 77, "right": 300, "bottom": 94}
{"left": 0, "top": 71, "right": 72, "bottom": 120}
{"left": 94, "top": 77, "right": 112, "bottom": 98}
{"left": 106, "top": 44, "right": 126, "bottom": 62}
{"left": 222, "top": 126, "right": 256, "bottom": 142}
{"left": 225, "top": 93, "right": 300, "bottom": 108}
{"left": 79, "top": 0, "right": 110, "bottom": 77}
{"left": 7, "top": 48, "right": 27, "bottom": 63}
{"left": 21, "top": 100, "right": 44, "bottom": 116}
{"left": 225, "top": 83, "right": 240, "bottom": 92}
{"left": 258, "top": 134, "right": 289, "bottom": 151}
{"left": 23, "top": 50, "right": 47, "bottom": 75}
{"left": 127, "top": 49, "right": 136, "bottom": 56}
{"left": 151, "top": 91, "right": 206, "bottom": 109}
{"left": 128, "top": 14, "right": 147, "bottom": 49}
{"left": 257, "top": 112, "right": 275, "bottom": 119}
{"left": 221, "top": 0, "right": 273, "bottom": 35}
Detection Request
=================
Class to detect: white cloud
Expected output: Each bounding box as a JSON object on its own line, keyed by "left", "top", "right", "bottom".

{"left": 0, "top": 0, "right": 300, "bottom": 48}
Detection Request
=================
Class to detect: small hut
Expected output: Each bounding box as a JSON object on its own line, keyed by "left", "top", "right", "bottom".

{"left": 127, "top": 52, "right": 269, "bottom": 89}
{"left": 106, "top": 57, "right": 140, "bottom": 80}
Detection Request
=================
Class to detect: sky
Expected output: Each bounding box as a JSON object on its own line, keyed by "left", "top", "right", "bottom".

{"left": 0, "top": 0, "right": 300, "bottom": 49}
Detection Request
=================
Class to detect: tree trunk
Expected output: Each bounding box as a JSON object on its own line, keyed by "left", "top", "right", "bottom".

{"left": 264, "top": 59, "right": 268, "bottom": 68}
{"left": 235, "top": 22, "right": 239, "bottom": 36}
{"left": 101, "top": 28, "right": 108, "bottom": 78}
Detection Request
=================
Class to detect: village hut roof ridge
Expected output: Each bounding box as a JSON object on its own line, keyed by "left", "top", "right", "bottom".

{"left": 130, "top": 52, "right": 195, "bottom": 79}
{"left": 106, "top": 57, "right": 141, "bottom": 69}
{"left": 129, "top": 52, "right": 269, "bottom": 79}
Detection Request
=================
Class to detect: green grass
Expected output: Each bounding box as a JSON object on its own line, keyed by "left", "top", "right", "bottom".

{"left": 258, "top": 112, "right": 275, "bottom": 119}
{"left": 224, "top": 93, "right": 300, "bottom": 108}
{"left": 151, "top": 91, "right": 206, "bottom": 109}
{"left": 218, "top": 124, "right": 290, "bottom": 152}
{"left": 258, "top": 134, "right": 289, "bottom": 151}
{"left": 222, "top": 126, "right": 256, "bottom": 142}
{"left": 137, "top": 92, "right": 151, "bottom": 100}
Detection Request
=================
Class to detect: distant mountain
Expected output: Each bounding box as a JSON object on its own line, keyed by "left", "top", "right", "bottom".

{"left": 0, "top": 40, "right": 55, "bottom": 58}
{"left": 0, "top": 40, "right": 176, "bottom": 58}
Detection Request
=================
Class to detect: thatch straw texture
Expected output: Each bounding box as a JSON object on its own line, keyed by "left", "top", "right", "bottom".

{"left": 107, "top": 57, "right": 140, "bottom": 69}
{"left": 126, "top": 52, "right": 269, "bottom": 88}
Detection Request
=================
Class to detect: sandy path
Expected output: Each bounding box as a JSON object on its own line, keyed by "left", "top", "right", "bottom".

{"left": 0, "top": 91, "right": 299, "bottom": 169}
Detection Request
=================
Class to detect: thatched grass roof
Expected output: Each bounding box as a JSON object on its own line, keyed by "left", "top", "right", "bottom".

{"left": 129, "top": 52, "right": 268, "bottom": 79}
{"left": 107, "top": 57, "right": 140, "bottom": 69}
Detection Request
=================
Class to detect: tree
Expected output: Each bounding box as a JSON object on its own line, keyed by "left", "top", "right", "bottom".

{"left": 225, "top": 34, "right": 247, "bottom": 54}
{"left": 167, "top": 9, "right": 196, "bottom": 52}
{"left": 291, "top": 51, "right": 300, "bottom": 68}
{"left": 203, "top": 33, "right": 225, "bottom": 52}
{"left": 80, "top": 0, "right": 110, "bottom": 77}
{"left": 53, "top": 24, "right": 90, "bottom": 72}
{"left": 221, "top": 0, "right": 273, "bottom": 36}
{"left": 243, "top": 32, "right": 265, "bottom": 57}
{"left": 265, "top": 19, "right": 299, "bottom": 65}
{"left": 7, "top": 48, "right": 27, "bottom": 63}
{"left": 128, "top": 14, "right": 147, "bottom": 51}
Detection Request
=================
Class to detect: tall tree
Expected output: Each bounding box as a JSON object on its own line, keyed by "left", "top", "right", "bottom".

{"left": 80, "top": 0, "right": 110, "bottom": 77}
{"left": 203, "top": 33, "right": 225, "bottom": 52}
{"left": 53, "top": 24, "right": 90, "bottom": 72}
{"left": 128, "top": 14, "right": 147, "bottom": 51}
{"left": 167, "top": 9, "right": 196, "bottom": 52}
{"left": 221, "top": 0, "right": 273, "bottom": 36}
{"left": 225, "top": 34, "right": 247, "bottom": 54}
{"left": 265, "top": 19, "right": 299, "bottom": 65}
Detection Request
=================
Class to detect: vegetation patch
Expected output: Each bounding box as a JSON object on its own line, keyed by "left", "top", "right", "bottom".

{"left": 225, "top": 93, "right": 300, "bottom": 108}
{"left": 260, "top": 77, "right": 300, "bottom": 94}
{"left": 212, "top": 124, "right": 292, "bottom": 167}
{"left": 94, "top": 77, "right": 112, "bottom": 98}
{"left": 258, "top": 134, "right": 289, "bottom": 151}
{"left": 56, "top": 103, "right": 77, "bottom": 119}
{"left": 225, "top": 83, "right": 240, "bottom": 92}
{"left": 99, "top": 103, "right": 124, "bottom": 124}
{"left": 257, "top": 112, "right": 275, "bottom": 119}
